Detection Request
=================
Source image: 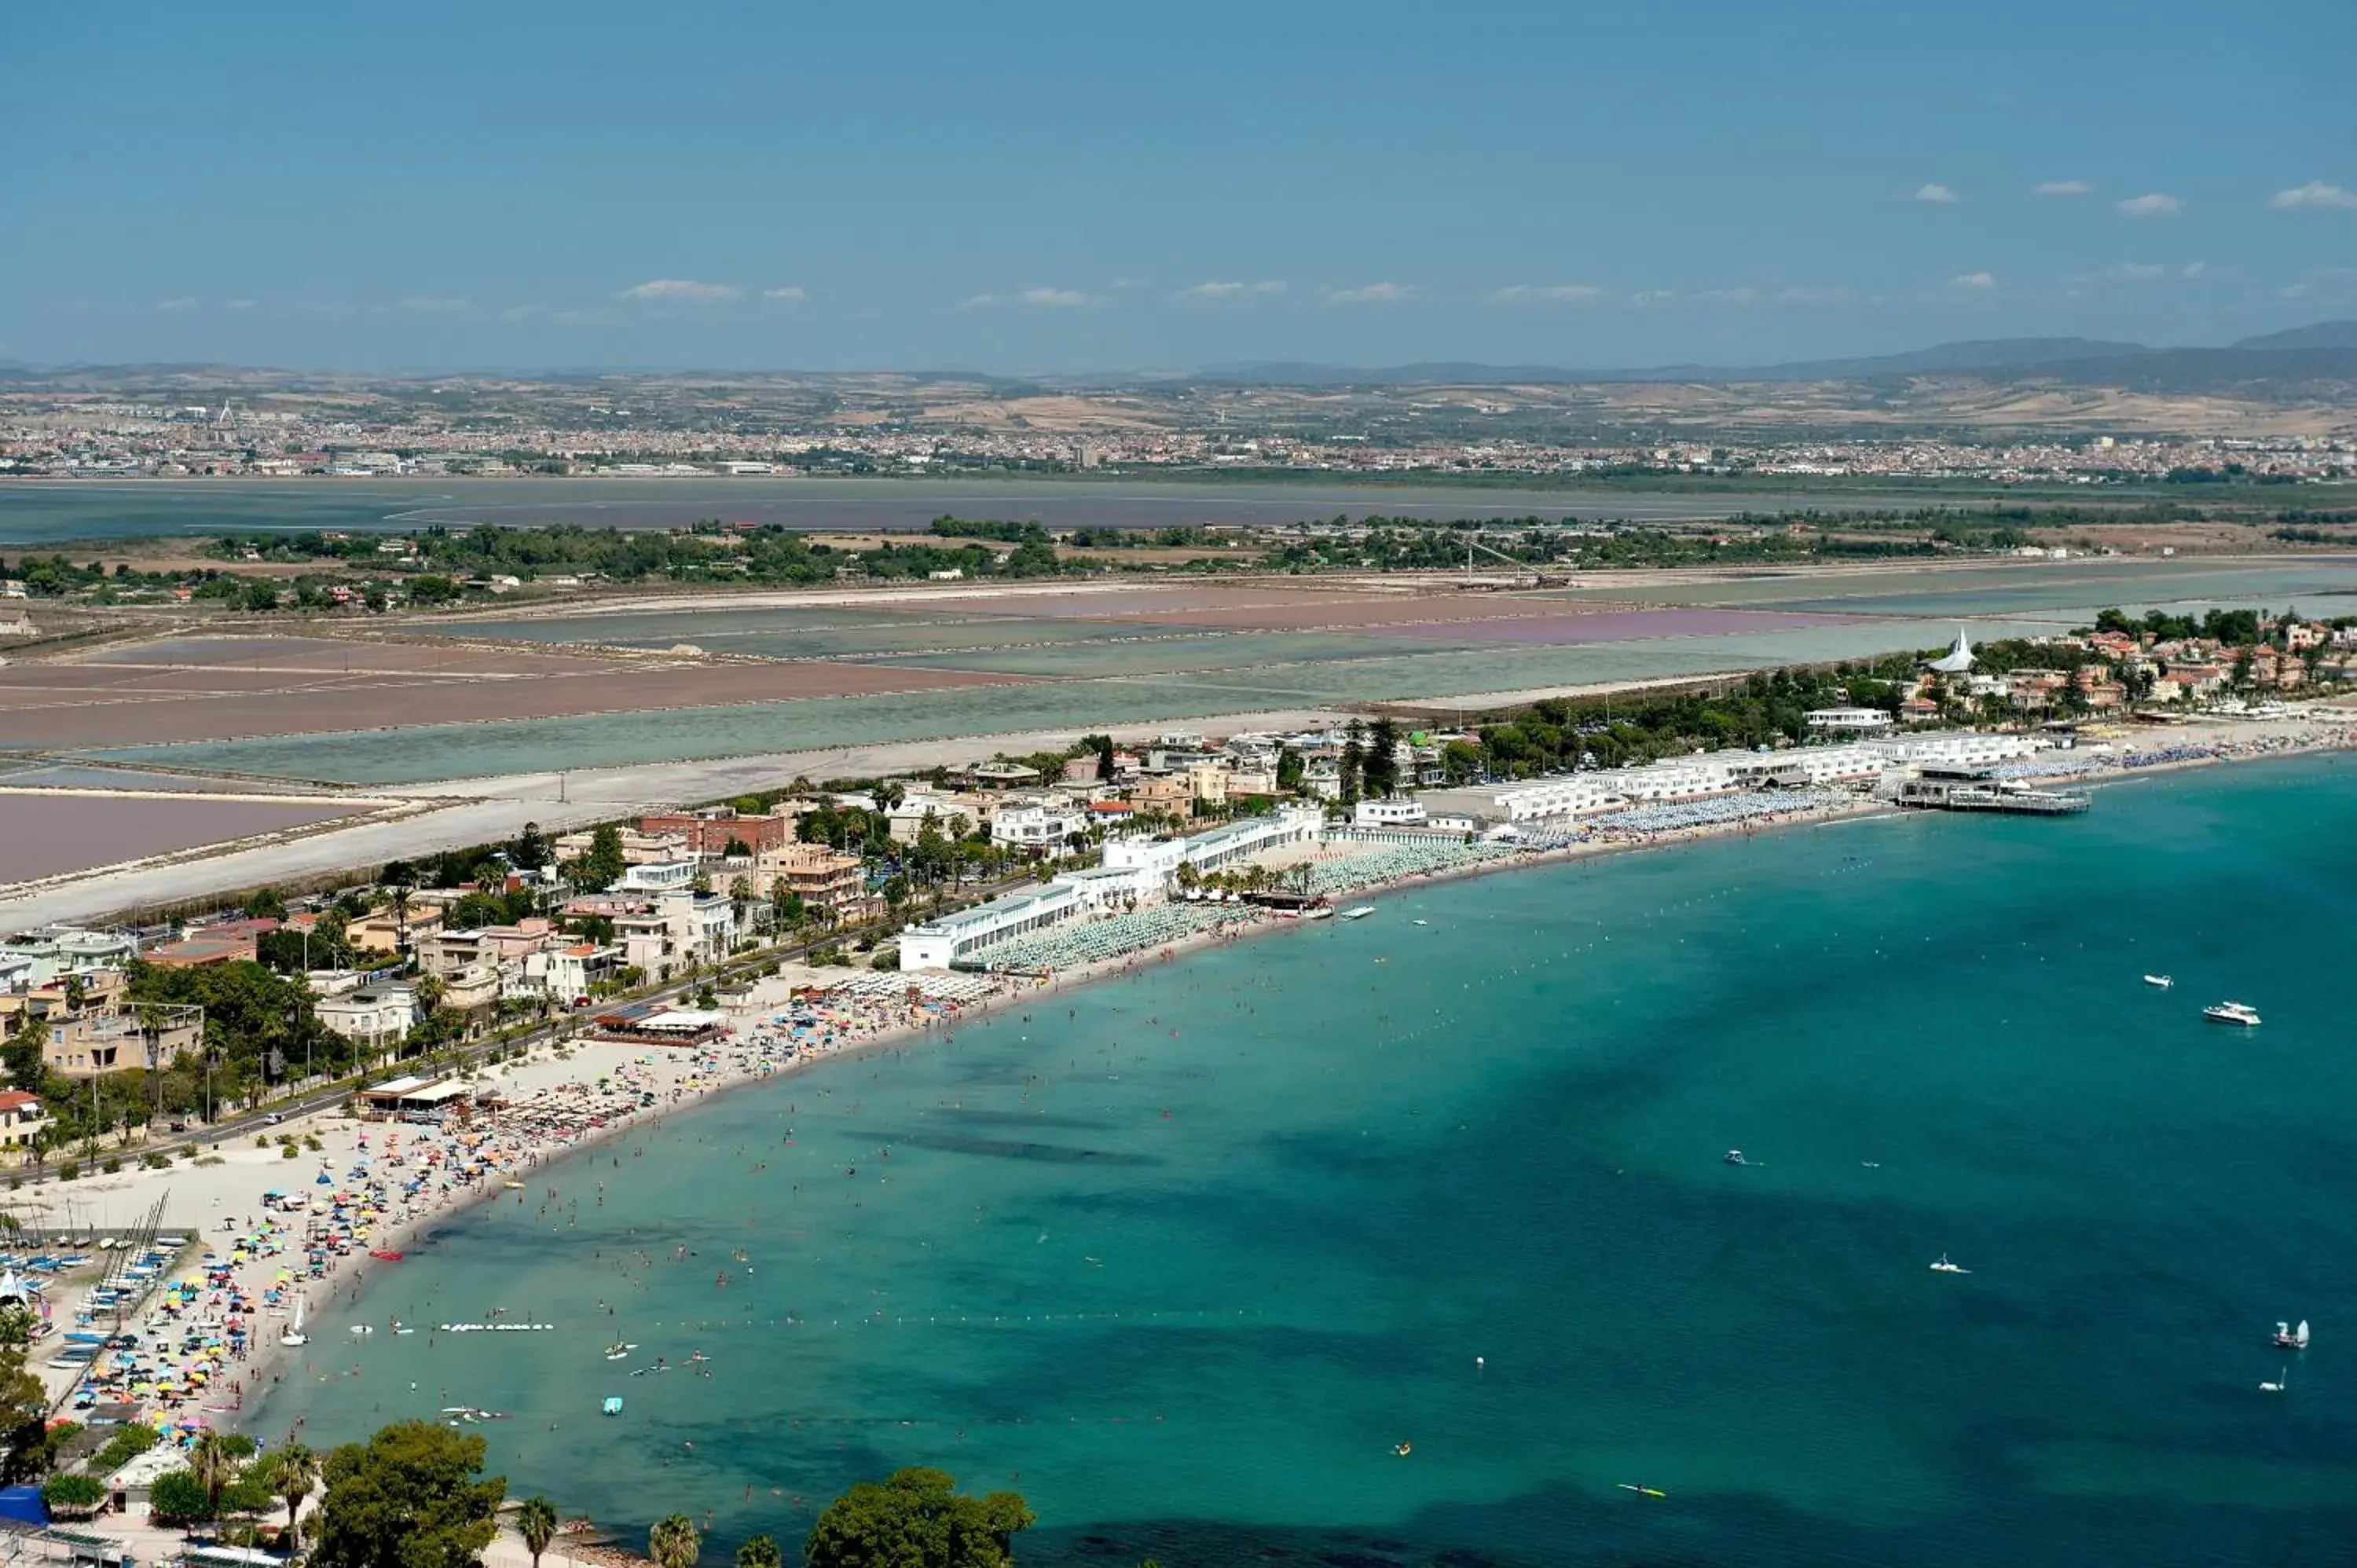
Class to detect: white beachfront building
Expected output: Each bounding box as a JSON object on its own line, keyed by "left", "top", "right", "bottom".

{"left": 1804, "top": 707, "right": 1895, "bottom": 734}
{"left": 1868, "top": 732, "right": 2044, "bottom": 768}
{"left": 902, "top": 808, "right": 1324, "bottom": 971}
{"left": 899, "top": 881, "right": 1091, "bottom": 972}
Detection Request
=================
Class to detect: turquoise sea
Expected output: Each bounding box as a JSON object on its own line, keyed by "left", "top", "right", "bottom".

{"left": 253, "top": 759, "right": 2357, "bottom": 1566}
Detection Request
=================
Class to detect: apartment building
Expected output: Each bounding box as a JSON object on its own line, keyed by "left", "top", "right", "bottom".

{"left": 0, "top": 1093, "right": 46, "bottom": 1159}
{"left": 751, "top": 843, "right": 867, "bottom": 915}
{"left": 638, "top": 808, "right": 799, "bottom": 857}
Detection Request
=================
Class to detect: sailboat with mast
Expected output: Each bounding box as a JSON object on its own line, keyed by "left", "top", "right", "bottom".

{"left": 2272, "top": 1319, "right": 2311, "bottom": 1350}
{"left": 280, "top": 1295, "right": 307, "bottom": 1349}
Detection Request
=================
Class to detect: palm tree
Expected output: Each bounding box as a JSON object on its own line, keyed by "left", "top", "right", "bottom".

{"left": 189, "top": 1431, "right": 236, "bottom": 1524}
{"left": 734, "top": 1535, "right": 781, "bottom": 1568}
{"left": 516, "top": 1496, "right": 559, "bottom": 1568}
{"left": 264, "top": 1441, "right": 317, "bottom": 1533}
{"left": 647, "top": 1513, "right": 700, "bottom": 1568}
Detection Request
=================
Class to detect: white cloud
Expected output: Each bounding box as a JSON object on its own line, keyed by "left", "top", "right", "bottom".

{"left": 2110, "top": 262, "right": 2165, "bottom": 281}
{"left": 1325, "top": 282, "right": 1414, "bottom": 304}
{"left": 1489, "top": 284, "right": 1604, "bottom": 304}
{"left": 618, "top": 278, "right": 742, "bottom": 301}
{"left": 1018, "top": 286, "right": 1098, "bottom": 308}
{"left": 154, "top": 297, "right": 197, "bottom": 313}
{"left": 1183, "top": 280, "right": 1288, "bottom": 300}
{"left": 2035, "top": 180, "right": 2094, "bottom": 196}
{"left": 395, "top": 296, "right": 471, "bottom": 313}
{"left": 1912, "top": 183, "right": 1961, "bottom": 204}
{"left": 225, "top": 299, "right": 258, "bottom": 310}
{"left": 2180, "top": 262, "right": 2210, "bottom": 278}
{"left": 959, "top": 293, "right": 999, "bottom": 310}
{"left": 761, "top": 286, "right": 808, "bottom": 301}
{"left": 1949, "top": 271, "right": 1997, "bottom": 290}
{"left": 2268, "top": 180, "right": 2357, "bottom": 211}
{"left": 2116, "top": 192, "right": 2183, "bottom": 218}
{"left": 1694, "top": 286, "right": 1759, "bottom": 305}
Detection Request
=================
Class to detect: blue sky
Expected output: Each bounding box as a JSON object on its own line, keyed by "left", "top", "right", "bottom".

{"left": 7, "top": 0, "right": 2353, "bottom": 372}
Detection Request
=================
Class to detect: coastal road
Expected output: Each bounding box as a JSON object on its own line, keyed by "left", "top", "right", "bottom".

{"left": 0, "top": 706, "right": 1351, "bottom": 929}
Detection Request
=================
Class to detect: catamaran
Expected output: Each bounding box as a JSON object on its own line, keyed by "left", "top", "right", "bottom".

{"left": 1340, "top": 906, "right": 1376, "bottom": 921}
{"left": 2204, "top": 1001, "right": 2261, "bottom": 1026}
{"left": 2273, "top": 1320, "right": 2311, "bottom": 1350}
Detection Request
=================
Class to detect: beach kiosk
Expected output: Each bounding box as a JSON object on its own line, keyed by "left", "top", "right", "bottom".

{"left": 354, "top": 1077, "right": 471, "bottom": 1121}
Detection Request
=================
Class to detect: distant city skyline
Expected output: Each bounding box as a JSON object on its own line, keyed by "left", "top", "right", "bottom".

{"left": 7, "top": 0, "right": 2353, "bottom": 372}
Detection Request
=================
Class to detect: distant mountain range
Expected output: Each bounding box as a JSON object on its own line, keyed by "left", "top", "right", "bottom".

{"left": 5, "top": 322, "right": 2355, "bottom": 405}
{"left": 1192, "top": 321, "right": 2357, "bottom": 394}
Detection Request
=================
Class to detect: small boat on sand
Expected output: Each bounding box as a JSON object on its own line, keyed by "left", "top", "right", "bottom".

{"left": 280, "top": 1296, "right": 307, "bottom": 1349}
{"left": 368, "top": 1249, "right": 404, "bottom": 1262}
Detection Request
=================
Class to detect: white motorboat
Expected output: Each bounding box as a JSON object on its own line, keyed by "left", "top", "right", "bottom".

{"left": 1301, "top": 907, "right": 1334, "bottom": 921}
{"left": 2204, "top": 1001, "right": 2261, "bottom": 1026}
{"left": 2273, "top": 1320, "right": 2311, "bottom": 1350}
{"left": 280, "top": 1295, "right": 307, "bottom": 1349}
{"left": 1340, "top": 906, "right": 1376, "bottom": 921}
{"left": 2143, "top": 974, "right": 2174, "bottom": 989}
{"left": 1929, "top": 1254, "right": 1970, "bottom": 1274}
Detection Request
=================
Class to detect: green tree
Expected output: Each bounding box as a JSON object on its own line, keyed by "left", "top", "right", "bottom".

{"left": 149, "top": 1469, "right": 212, "bottom": 1526}
{"left": 40, "top": 1473, "right": 104, "bottom": 1513}
{"left": 802, "top": 1468, "right": 1033, "bottom": 1568}
{"left": 1363, "top": 716, "right": 1401, "bottom": 797}
{"left": 569, "top": 826, "right": 626, "bottom": 893}
{"left": 1275, "top": 744, "right": 1305, "bottom": 792}
{"left": 509, "top": 821, "right": 553, "bottom": 873}
{"left": 735, "top": 1535, "right": 782, "bottom": 1568}
{"left": 648, "top": 1513, "right": 700, "bottom": 1568}
{"left": 0, "top": 1306, "right": 49, "bottom": 1483}
{"left": 263, "top": 1440, "right": 319, "bottom": 1532}
{"left": 1, "top": 1013, "right": 45, "bottom": 1094}
{"left": 515, "top": 1495, "right": 559, "bottom": 1568}
{"left": 243, "top": 886, "right": 288, "bottom": 920}
{"left": 190, "top": 1431, "right": 239, "bottom": 1522}
{"left": 311, "top": 1420, "right": 505, "bottom": 1568}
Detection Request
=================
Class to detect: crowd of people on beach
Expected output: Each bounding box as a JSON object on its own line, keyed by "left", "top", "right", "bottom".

{"left": 47, "top": 969, "right": 1026, "bottom": 1453}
